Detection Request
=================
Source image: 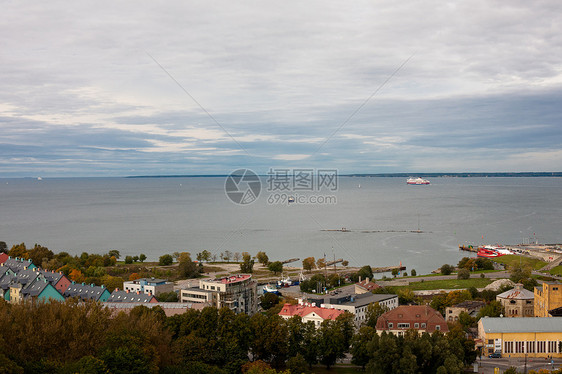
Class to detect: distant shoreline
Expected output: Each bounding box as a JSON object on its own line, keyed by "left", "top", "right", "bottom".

{"left": 126, "top": 172, "right": 562, "bottom": 178}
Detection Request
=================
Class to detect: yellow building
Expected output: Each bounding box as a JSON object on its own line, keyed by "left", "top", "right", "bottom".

{"left": 535, "top": 282, "right": 562, "bottom": 317}
{"left": 478, "top": 317, "right": 562, "bottom": 358}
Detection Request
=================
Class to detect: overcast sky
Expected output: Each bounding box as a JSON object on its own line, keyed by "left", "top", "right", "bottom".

{"left": 1, "top": 1, "right": 561, "bottom": 177}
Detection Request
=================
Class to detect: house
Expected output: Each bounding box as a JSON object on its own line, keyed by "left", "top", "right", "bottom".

{"left": 0, "top": 268, "right": 16, "bottom": 301}
{"left": 0, "top": 253, "right": 8, "bottom": 264}
{"left": 534, "top": 282, "right": 562, "bottom": 317}
{"left": 376, "top": 305, "right": 449, "bottom": 335}
{"left": 354, "top": 277, "right": 381, "bottom": 294}
{"left": 1, "top": 257, "right": 36, "bottom": 272}
{"left": 478, "top": 317, "right": 562, "bottom": 357}
{"left": 445, "top": 300, "right": 485, "bottom": 322}
{"left": 63, "top": 282, "right": 111, "bottom": 302}
{"left": 123, "top": 277, "right": 173, "bottom": 296}
{"left": 39, "top": 269, "right": 71, "bottom": 294}
{"left": 496, "top": 284, "right": 534, "bottom": 317}
{"left": 180, "top": 274, "right": 257, "bottom": 315}
{"left": 19, "top": 278, "right": 65, "bottom": 303}
{"left": 107, "top": 289, "right": 158, "bottom": 303}
{"left": 305, "top": 291, "right": 398, "bottom": 326}
{"left": 278, "top": 303, "right": 346, "bottom": 327}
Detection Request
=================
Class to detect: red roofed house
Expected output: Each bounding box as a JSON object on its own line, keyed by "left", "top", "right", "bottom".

{"left": 279, "top": 303, "right": 346, "bottom": 328}
{"left": 354, "top": 277, "right": 381, "bottom": 294}
{"left": 0, "top": 253, "right": 8, "bottom": 264}
{"left": 376, "top": 305, "right": 449, "bottom": 336}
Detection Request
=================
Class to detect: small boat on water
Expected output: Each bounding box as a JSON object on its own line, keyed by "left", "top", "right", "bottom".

{"left": 288, "top": 196, "right": 295, "bottom": 203}
{"left": 263, "top": 284, "right": 280, "bottom": 294}
{"left": 476, "top": 246, "right": 512, "bottom": 258}
{"left": 407, "top": 177, "right": 430, "bottom": 185}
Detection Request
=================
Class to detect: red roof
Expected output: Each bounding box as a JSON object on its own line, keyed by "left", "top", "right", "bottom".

{"left": 376, "top": 305, "right": 448, "bottom": 333}
{"left": 218, "top": 274, "right": 252, "bottom": 284}
{"left": 0, "top": 253, "right": 8, "bottom": 264}
{"left": 356, "top": 279, "right": 381, "bottom": 291}
{"left": 278, "top": 303, "right": 345, "bottom": 321}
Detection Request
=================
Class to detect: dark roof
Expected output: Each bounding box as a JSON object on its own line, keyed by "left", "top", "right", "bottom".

{"left": 549, "top": 306, "right": 562, "bottom": 316}
{"left": 450, "top": 300, "right": 485, "bottom": 310}
{"left": 14, "top": 268, "right": 41, "bottom": 286}
{"left": 64, "top": 283, "right": 108, "bottom": 301}
{"left": 0, "top": 273, "right": 16, "bottom": 290}
{"left": 107, "top": 290, "right": 157, "bottom": 303}
{"left": 38, "top": 269, "right": 65, "bottom": 284}
{"left": 2, "top": 257, "right": 35, "bottom": 272}
{"left": 21, "top": 278, "right": 50, "bottom": 297}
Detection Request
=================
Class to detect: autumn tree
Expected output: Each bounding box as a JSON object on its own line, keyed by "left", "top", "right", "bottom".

{"left": 178, "top": 252, "right": 199, "bottom": 278}
{"left": 256, "top": 251, "right": 269, "bottom": 266}
{"left": 316, "top": 258, "right": 326, "bottom": 270}
{"left": 28, "top": 243, "right": 54, "bottom": 267}
{"left": 69, "top": 269, "right": 86, "bottom": 283}
{"left": 108, "top": 250, "right": 120, "bottom": 260}
{"left": 302, "top": 257, "right": 316, "bottom": 273}
{"left": 240, "top": 253, "right": 255, "bottom": 273}
{"left": 8, "top": 243, "right": 28, "bottom": 259}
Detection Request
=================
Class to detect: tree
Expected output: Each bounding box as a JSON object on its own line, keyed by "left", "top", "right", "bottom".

{"left": 28, "top": 244, "right": 54, "bottom": 267}
{"left": 341, "top": 260, "right": 349, "bottom": 267}
{"left": 268, "top": 261, "right": 283, "bottom": 275}
{"left": 224, "top": 250, "right": 232, "bottom": 262}
{"left": 477, "top": 301, "right": 504, "bottom": 318}
{"left": 139, "top": 253, "right": 147, "bottom": 263}
{"left": 316, "top": 258, "right": 326, "bottom": 270}
{"left": 440, "top": 264, "right": 453, "bottom": 275}
{"left": 178, "top": 252, "right": 199, "bottom": 278}
{"left": 256, "top": 251, "right": 269, "bottom": 266}
{"left": 302, "top": 257, "right": 316, "bottom": 273}
{"left": 510, "top": 263, "right": 532, "bottom": 284}
{"left": 108, "top": 250, "right": 120, "bottom": 260}
{"left": 351, "top": 326, "right": 375, "bottom": 369}
{"left": 129, "top": 273, "right": 140, "bottom": 281}
{"left": 365, "top": 302, "right": 390, "bottom": 328}
{"left": 158, "top": 291, "right": 178, "bottom": 302}
{"left": 411, "top": 269, "right": 417, "bottom": 276}
{"left": 196, "top": 250, "right": 211, "bottom": 262}
{"left": 124, "top": 256, "right": 133, "bottom": 264}
{"left": 240, "top": 253, "right": 255, "bottom": 273}
{"left": 233, "top": 252, "right": 241, "bottom": 262}
{"left": 316, "top": 320, "right": 347, "bottom": 369}
{"left": 260, "top": 293, "right": 280, "bottom": 310}
{"left": 457, "top": 268, "right": 470, "bottom": 279}
{"left": 357, "top": 265, "right": 373, "bottom": 280}
{"left": 391, "top": 268, "right": 399, "bottom": 277}
{"left": 8, "top": 243, "right": 28, "bottom": 259}
{"left": 159, "top": 254, "right": 173, "bottom": 266}
{"left": 0, "top": 241, "right": 7, "bottom": 253}
{"left": 132, "top": 255, "right": 139, "bottom": 262}
{"left": 69, "top": 269, "right": 85, "bottom": 283}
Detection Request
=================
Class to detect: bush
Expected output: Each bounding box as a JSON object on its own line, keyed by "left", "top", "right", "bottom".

{"left": 440, "top": 264, "right": 453, "bottom": 275}
{"left": 124, "top": 256, "right": 133, "bottom": 264}
{"left": 411, "top": 269, "right": 417, "bottom": 277}
{"left": 159, "top": 254, "right": 173, "bottom": 266}
{"left": 457, "top": 269, "right": 470, "bottom": 279}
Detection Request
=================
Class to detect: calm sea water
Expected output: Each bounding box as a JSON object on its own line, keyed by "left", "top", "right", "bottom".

{"left": 1, "top": 177, "right": 561, "bottom": 275}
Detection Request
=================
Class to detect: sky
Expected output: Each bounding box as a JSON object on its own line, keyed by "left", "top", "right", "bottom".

{"left": 1, "top": 1, "right": 562, "bottom": 177}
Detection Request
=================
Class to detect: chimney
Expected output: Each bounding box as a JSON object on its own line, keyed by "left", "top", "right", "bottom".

{"left": 366, "top": 277, "right": 369, "bottom": 283}
{"left": 359, "top": 276, "right": 361, "bottom": 283}
{"left": 126, "top": 289, "right": 129, "bottom": 293}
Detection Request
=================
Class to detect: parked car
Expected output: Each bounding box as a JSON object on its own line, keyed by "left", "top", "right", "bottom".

{"left": 488, "top": 352, "right": 502, "bottom": 358}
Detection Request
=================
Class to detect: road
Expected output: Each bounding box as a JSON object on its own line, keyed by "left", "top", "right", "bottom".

{"left": 477, "top": 356, "right": 561, "bottom": 373}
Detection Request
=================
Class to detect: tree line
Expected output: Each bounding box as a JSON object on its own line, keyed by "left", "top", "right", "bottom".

{"left": 0, "top": 299, "right": 476, "bottom": 374}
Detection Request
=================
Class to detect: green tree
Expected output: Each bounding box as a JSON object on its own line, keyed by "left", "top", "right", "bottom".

{"left": 132, "top": 255, "right": 139, "bottom": 262}
{"left": 357, "top": 265, "right": 373, "bottom": 280}
{"left": 139, "top": 254, "right": 147, "bottom": 263}
{"left": 28, "top": 244, "right": 54, "bottom": 267}
{"left": 302, "top": 257, "right": 316, "bottom": 273}
{"left": 268, "top": 261, "right": 283, "bottom": 275}
{"left": 108, "top": 250, "right": 121, "bottom": 260}
{"left": 391, "top": 268, "right": 399, "bottom": 277}
{"left": 240, "top": 253, "right": 255, "bottom": 273}
{"left": 158, "top": 291, "right": 178, "bottom": 302}
{"left": 316, "top": 320, "right": 347, "bottom": 369}
{"left": 440, "top": 264, "right": 453, "bottom": 275}
{"left": 477, "top": 300, "right": 504, "bottom": 318}
{"left": 0, "top": 241, "right": 7, "bottom": 254}
{"left": 286, "top": 354, "right": 309, "bottom": 374}
{"left": 510, "top": 263, "right": 532, "bottom": 283}
{"left": 196, "top": 250, "right": 211, "bottom": 262}
{"left": 260, "top": 293, "right": 280, "bottom": 310}
{"left": 365, "top": 302, "right": 389, "bottom": 328}
{"left": 351, "top": 326, "right": 375, "bottom": 369}
{"left": 178, "top": 252, "right": 199, "bottom": 278}
{"left": 159, "top": 254, "right": 173, "bottom": 266}
{"left": 124, "top": 256, "right": 133, "bottom": 264}
{"left": 256, "top": 251, "right": 269, "bottom": 266}
{"left": 411, "top": 269, "right": 417, "bottom": 276}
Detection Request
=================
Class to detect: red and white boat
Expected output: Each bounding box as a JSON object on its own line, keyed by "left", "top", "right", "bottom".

{"left": 407, "top": 177, "right": 430, "bottom": 185}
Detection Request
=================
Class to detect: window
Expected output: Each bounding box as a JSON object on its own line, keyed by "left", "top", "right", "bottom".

{"left": 397, "top": 323, "right": 410, "bottom": 329}
{"left": 414, "top": 323, "right": 419, "bottom": 328}
{"left": 526, "top": 341, "right": 535, "bottom": 353}
{"left": 388, "top": 322, "right": 393, "bottom": 328}
{"left": 548, "top": 341, "right": 557, "bottom": 353}
{"left": 504, "top": 341, "right": 514, "bottom": 354}
{"left": 515, "top": 342, "right": 524, "bottom": 353}
{"left": 488, "top": 340, "right": 494, "bottom": 345}
{"left": 435, "top": 325, "right": 440, "bottom": 331}
{"left": 421, "top": 323, "right": 426, "bottom": 328}
{"left": 510, "top": 300, "right": 516, "bottom": 304}
{"left": 537, "top": 341, "right": 546, "bottom": 353}
{"left": 553, "top": 287, "right": 558, "bottom": 291}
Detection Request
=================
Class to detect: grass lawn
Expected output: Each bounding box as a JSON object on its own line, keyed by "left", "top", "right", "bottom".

{"left": 492, "top": 255, "right": 547, "bottom": 270}
{"left": 397, "top": 277, "right": 492, "bottom": 291}
{"left": 549, "top": 266, "right": 562, "bottom": 276}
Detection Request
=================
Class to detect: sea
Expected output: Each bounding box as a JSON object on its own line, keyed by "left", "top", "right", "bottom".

{"left": 1, "top": 176, "right": 561, "bottom": 275}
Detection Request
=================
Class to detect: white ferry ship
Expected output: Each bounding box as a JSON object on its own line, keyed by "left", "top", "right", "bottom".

{"left": 407, "top": 177, "right": 430, "bottom": 185}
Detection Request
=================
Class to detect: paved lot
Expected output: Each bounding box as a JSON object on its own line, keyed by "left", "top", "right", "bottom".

{"left": 476, "top": 356, "right": 561, "bottom": 373}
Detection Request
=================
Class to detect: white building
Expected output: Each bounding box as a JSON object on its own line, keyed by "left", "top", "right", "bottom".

{"left": 123, "top": 277, "right": 173, "bottom": 297}
{"left": 180, "top": 274, "right": 257, "bottom": 315}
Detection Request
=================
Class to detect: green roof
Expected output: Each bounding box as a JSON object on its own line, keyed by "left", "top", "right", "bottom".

{"left": 480, "top": 317, "right": 562, "bottom": 333}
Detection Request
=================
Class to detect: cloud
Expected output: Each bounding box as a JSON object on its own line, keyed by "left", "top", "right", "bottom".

{"left": 1, "top": 1, "right": 561, "bottom": 176}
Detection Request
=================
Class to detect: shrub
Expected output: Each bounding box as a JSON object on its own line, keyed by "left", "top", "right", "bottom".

{"left": 158, "top": 254, "right": 173, "bottom": 266}
{"left": 457, "top": 269, "right": 470, "bottom": 279}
